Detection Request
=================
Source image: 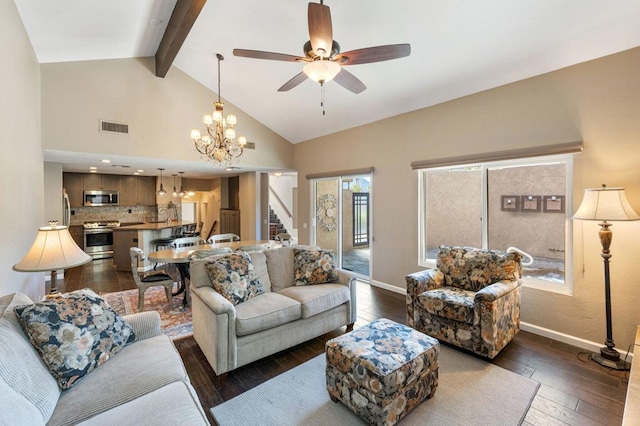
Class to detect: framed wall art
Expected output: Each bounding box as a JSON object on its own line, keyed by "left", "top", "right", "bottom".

{"left": 543, "top": 195, "right": 565, "bottom": 213}
{"left": 501, "top": 196, "right": 519, "bottom": 211}
{"left": 521, "top": 195, "right": 541, "bottom": 212}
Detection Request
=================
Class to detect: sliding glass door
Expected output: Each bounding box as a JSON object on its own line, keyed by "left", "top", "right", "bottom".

{"left": 312, "top": 174, "right": 371, "bottom": 278}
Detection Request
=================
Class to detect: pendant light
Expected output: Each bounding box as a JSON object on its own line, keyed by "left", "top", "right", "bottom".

{"left": 178, "top": 172, "right": 187, "bottom": 198}
{"left": 172, "top": 174, "right": 178, "bottom": 197}
{"left": 157, "top": 168, "right": 167, "bottom": 196}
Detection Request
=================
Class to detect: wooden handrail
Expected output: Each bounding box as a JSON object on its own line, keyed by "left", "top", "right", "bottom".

{"left": 269, "top": 186, "right": 292, "bottom": 218}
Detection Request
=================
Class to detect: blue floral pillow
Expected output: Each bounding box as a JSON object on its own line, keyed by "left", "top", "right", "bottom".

{"left": 205, "top": 251, "right": 265, "bottom": 305}
{"left": 13, "top": 289, "right": 136, "bottom": 389}
{"left": 293, "top": 248, "right": 339, "bottom": 286}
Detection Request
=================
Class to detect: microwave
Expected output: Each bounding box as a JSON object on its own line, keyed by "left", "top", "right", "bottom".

{"left": 83, "top": 190, "right": 119, "bottom": 206}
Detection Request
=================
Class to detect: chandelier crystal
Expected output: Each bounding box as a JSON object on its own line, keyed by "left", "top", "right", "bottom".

{"left": 191, "top": 53, "right": 247, "bottom": 166}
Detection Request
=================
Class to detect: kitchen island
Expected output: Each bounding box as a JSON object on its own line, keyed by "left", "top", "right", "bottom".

{"left": 112, "top": 221, "right": 195, "bottom": 271}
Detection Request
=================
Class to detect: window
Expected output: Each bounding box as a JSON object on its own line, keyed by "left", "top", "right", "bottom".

{"left": 418, "top": 156, "right": 573, "bottom": 294}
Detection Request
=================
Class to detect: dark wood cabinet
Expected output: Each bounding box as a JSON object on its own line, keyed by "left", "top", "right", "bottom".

{"left": 118, "top": 176, "right": 137, "bottom": 206}
{"left": 64, "top": 173, "right": 84, "bottom": 207}
{"left": 83, "top": 173, "right": 119, "bottom": 191}
{"left": 64, "top": 173, "right": 157, "bottom": 206}
{"left": 68, "top": 225, "right": 84, "bottom": 249}
{"left": 137, "top": 176, "right": 156, "bottom": 205}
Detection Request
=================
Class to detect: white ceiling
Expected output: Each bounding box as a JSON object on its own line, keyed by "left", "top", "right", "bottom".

{"left": 14, "top": 0, "right": 640, "bottom": 173}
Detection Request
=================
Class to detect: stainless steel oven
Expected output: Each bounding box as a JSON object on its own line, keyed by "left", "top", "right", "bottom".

{"left": 83, "top": 222, "right": 120, "bottom": 259}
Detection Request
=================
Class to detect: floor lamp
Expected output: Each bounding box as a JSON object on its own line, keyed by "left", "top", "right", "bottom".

{"left": 13, "top": 222, "right": 91, "bottom": 295}
{"left": 573, "top": 184, "right": 639, "bottom": 370}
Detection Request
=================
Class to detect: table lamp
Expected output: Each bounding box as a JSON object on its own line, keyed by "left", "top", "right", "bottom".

{"left": 573, "top": 184, "right": 639, "bottom": 370}
{"left": 13, "top": 221, "right": 91, "bottom": 294}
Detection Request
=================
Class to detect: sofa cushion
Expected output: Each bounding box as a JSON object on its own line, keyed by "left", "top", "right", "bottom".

{"left": 293, "top": 248, "right": 339, "bottom": 286}
{"left": 264, "top": 247, "right": 295, "bottom": 291}
{"left": 249, "top": 250, "right": 272, "bottom": 292}
{"left": 235, "top": 293, "right": 301, "bottom": 336}
{"left": 13, "top": 289, "right": 136, "bottom": 389}
{"left": 48, "top": 334, "right": 189, "bottom": 426}
{"left": 77, "top": 381, "right": 209, "bottom": 426}
{"left": 0, "top": 293, "right": 60, "bottom": 425}
{"left": 418, "top": 287, "right": 477, "bottom": 324}
{"left": 277, "top": 284, "right": 350, "bottom": 319}
{"left": 205, "top": 251, "right": 265, "bottom": 305}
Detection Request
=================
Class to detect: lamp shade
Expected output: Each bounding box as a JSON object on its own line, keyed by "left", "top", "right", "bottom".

{"left": 13, "top": 225, "right": 91, "bottom": 272}
{"left": 573, "top": 185, "right": 640, "bottom": 221}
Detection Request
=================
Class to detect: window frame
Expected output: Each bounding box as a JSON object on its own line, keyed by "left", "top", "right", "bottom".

{"left": 418, "top": 154, "right": 574, "bottom": 295}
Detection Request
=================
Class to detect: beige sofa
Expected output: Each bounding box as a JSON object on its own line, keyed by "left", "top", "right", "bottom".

{"left": 189, "top": 246, "right": 357, "bottom": 376}
{"left": 0, "top": 292, "right": 209, "bottom": 426}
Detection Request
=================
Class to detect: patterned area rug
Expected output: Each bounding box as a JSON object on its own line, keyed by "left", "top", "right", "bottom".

{"left": 101, "top": 287, "right": 192, "bottom": 340}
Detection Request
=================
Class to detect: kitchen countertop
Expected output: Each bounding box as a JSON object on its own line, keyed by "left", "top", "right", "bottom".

{"left": 113, "top": 220, "right": 195, "bottom": 231}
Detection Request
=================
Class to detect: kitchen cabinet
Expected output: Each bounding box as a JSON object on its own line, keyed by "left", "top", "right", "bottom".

{"left": 83, "top": 173, "right": 119, "bottom": 191}
{"left": 118, "top": 176, "right": 156, "bottom": 206}
{"left": 137, "top": 176, "right": 156, "bottom": 205}
{"left": 68, "top": 225, "right": 84, "bottom": 250}
{"left": 63, "top": 173, "right": 83, "bottom": 207}
{"left": 118, "top": 176, "right": 137, "bottom": 206}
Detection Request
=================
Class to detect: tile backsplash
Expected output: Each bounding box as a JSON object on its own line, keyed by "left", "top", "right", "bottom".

{"left": 69, "top": 205, "right": 157, "bottom": 225}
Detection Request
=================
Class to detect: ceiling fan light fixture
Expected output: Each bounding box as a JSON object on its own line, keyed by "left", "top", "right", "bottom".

{"left": 303, "top": 60, "right": 341, "bottom": 83}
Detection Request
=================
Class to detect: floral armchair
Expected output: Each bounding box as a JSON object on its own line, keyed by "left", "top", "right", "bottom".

{"left": 406, "top": 245, "right": 522, "bottom": 359}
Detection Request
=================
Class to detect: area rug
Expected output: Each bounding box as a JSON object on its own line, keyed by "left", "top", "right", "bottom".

{"left": 211, "top": 345, "right": 539, "bottom": 425}
{"left": 101, "top": 287, "right": 192, "bottom": 340}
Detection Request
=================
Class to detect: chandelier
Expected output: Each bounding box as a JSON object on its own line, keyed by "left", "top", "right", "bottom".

{"left": 190, "top": 53, "right": 247, "bottom": 166}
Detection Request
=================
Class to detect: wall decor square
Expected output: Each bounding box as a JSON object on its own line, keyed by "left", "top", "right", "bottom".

{"left": 543, "top": 195, "right": 565, "bottom": 213}
{"left": 521, "top": 195, "right": 541, "bottom": 212}
{"left": 501, "top": 195, "right": 519, "bottom": 211}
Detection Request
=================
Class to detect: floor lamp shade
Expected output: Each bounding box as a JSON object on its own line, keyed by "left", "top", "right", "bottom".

{"left": 13, "top": 224, "right": 91, "bottom": 293}
{"left": 573, "top": 184, "right": 639, "bottom": 370}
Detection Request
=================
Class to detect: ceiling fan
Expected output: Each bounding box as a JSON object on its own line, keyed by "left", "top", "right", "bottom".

{"left": 233, "top": 1, "right": 411, "bottom": 95}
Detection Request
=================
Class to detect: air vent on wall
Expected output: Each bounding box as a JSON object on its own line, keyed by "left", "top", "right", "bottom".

{"left": 100, "top": 120, "right": 129, "bottom": 134}
{"left": 244, "top": 141, "right": 255, "bottom": 150}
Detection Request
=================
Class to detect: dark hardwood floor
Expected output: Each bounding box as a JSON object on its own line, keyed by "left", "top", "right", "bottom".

{"left": 62, "top": 259, "right": 629, "bottom": 425}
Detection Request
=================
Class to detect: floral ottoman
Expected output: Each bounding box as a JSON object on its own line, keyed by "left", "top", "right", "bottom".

{"left": 326, "top": 318, "right": 439, "bottom": 426}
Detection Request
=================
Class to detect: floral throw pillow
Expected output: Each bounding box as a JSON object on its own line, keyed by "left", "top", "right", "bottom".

{"left": 293, "top": 248, "right": 339, "bottom": 286}
{"left": 13, "top": 288, "right": 136, "bottom": 390}
{"left": 205, "top": 251, "right": 265, "bottom": 305}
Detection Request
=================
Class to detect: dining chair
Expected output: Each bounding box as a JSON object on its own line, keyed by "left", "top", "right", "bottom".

{"left": 130, "top": 247, "right": 174, "bottom": 312}
{"left": 274, "top": 232, "right": 292, "bottom": 246}
{"left": 207, "top": 233, "right": 240, "bottom": 244}
{"left": 172, "top": 236, "right": 206, "bottom": 248}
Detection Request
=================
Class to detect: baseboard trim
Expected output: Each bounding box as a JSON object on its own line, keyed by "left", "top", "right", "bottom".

{"left": 368, "top": 279, "right": 406, "bottom": 295}
{"left": 520, "top": 321, "right": 634, "bottom": 362}
{"left": 367, "top": 280, "right": 634, "bottom": 362}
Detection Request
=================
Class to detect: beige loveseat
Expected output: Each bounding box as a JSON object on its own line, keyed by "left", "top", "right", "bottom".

{"left": 189, "top": 246, "right": 357, "bottom": 376}
{"left": 0, "top": 292, "right": 209, "bottom": 426}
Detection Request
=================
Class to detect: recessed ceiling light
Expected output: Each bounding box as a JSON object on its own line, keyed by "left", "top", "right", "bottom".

{"left": 90, "top": 170, "right": 97, "bottom": 173}
{"left": 134, "top": 172, "right": 140, "bottom": 175}
{"left": 89, "top": 166, "right": 97, "bottom": 170}
{"left": 101, "top": 159, "right": 111, "bottom": 163}
{"left": 137, "top": 169, "right": 144, "bottom": 173}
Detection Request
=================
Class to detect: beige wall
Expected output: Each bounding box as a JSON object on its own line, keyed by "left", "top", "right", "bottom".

{"left": 294, "top": 47, "right": 640, "bottom": 351}
{"left": 40, "top": 58, "right": 294, "bottom": 170}
{"left": 0, "top": 1, "right": 45, "bottom": 300}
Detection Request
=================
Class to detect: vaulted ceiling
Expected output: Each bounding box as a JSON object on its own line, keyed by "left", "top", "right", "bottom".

{"left": 14, "top": 0, "right": 640, "bottom": 172}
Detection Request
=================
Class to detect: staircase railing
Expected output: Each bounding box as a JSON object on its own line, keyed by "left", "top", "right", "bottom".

{"left": 269, "top": 186, "right": 292, "bottom": 218}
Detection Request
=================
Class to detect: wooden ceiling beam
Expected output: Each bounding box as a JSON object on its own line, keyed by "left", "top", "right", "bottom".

{"left": 155, "top": 0, "right": 207, "bottom": 78}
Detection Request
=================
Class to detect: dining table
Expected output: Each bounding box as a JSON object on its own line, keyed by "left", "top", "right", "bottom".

{"left": 147, "top": 240, "right": 281, "bottom": 308}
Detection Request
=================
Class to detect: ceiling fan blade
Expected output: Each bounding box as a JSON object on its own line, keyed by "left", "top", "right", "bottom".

{"left": 333, "top": 69, "right": 366, "bottom": 94}
{"left": 336, "top": 44, "right": 411, "bottom": 65}
{"left": 233, "top": 49, "right": 304, "bottom": 62}
{"left": 308, "top": 2, "right": 333, "bottom": 58}
{"left": 278, "top": 72, "right": 308, "bottom": 92}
